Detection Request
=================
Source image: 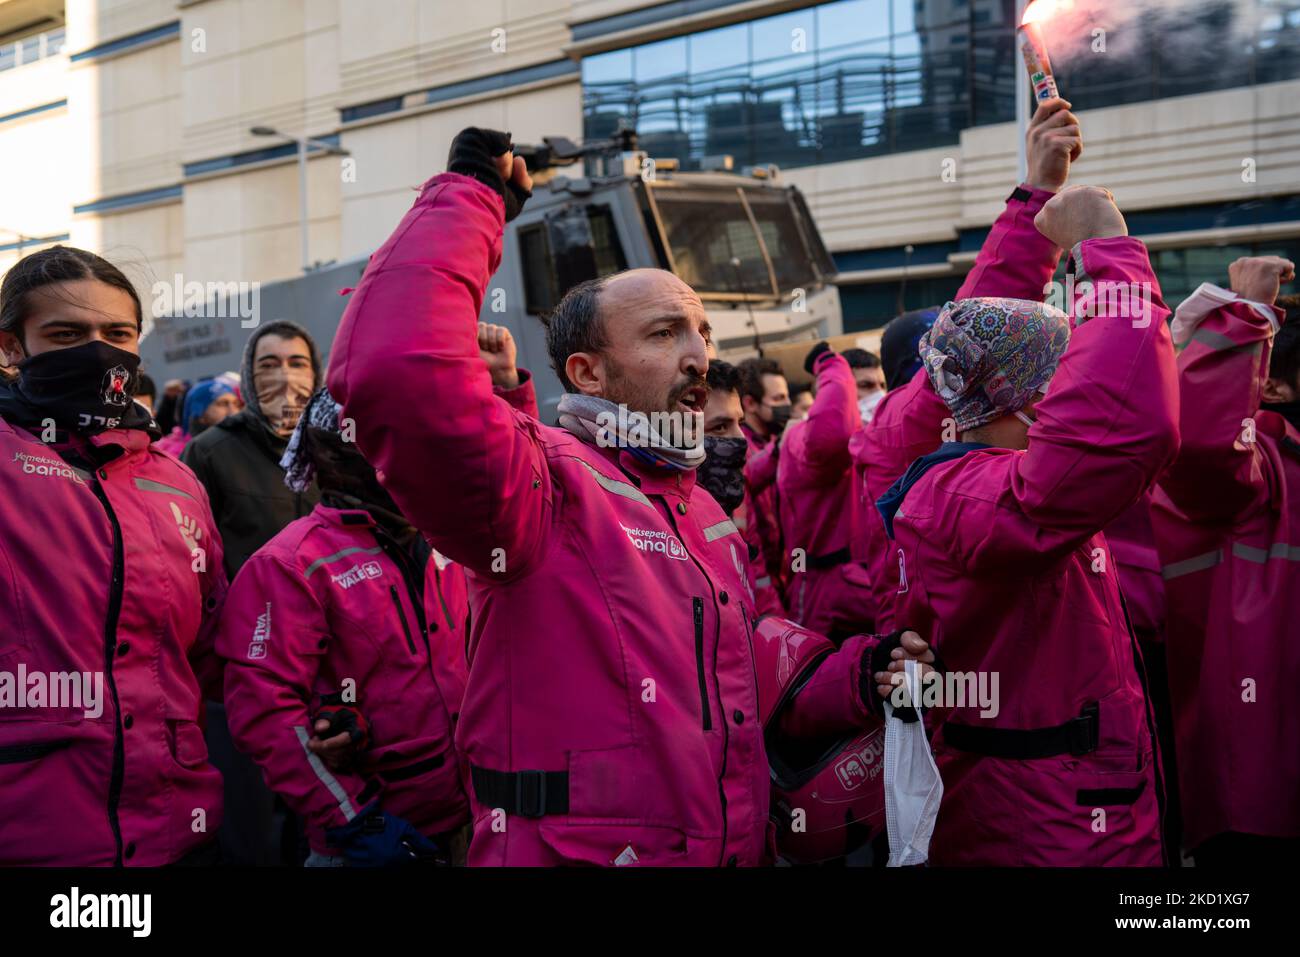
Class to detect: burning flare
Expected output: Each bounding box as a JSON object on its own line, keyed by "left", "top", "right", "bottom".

{"left": 1021, "top": 0, "right": 1074, "bottom": 27}
{"left": 1018, "top": 0, "right": 1068, "bottom": 103}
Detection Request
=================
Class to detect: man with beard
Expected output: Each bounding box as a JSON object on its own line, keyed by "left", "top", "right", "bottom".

{"left": 182, "top": 320, "right": 321, "bottom": 578}
{"left": 326, "top": 127, "right": 934, "bottom": 866}
{"left": 182, "top": 319, "right": 323, "bottom": 865}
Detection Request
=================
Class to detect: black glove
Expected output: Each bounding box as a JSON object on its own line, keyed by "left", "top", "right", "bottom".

{"left": 803, "top": 341, "right": 832, "bottom": 375}
{"left": 860, "top": 630, "right": 945, "bottom": 722}
{"left": 313, "top": 691, "right": 371, "bottom": 751}
{"left": 447, "top": 127, "right": 532, "bottom": 222}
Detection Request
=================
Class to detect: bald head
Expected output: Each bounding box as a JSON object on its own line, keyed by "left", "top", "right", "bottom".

{"left": 547, "top": 268, "right": 712, "bottom": 417}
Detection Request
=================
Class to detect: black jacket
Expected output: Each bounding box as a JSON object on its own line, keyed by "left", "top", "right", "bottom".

{"left": 182, "top": 409, "right": 319, "bottom": 578}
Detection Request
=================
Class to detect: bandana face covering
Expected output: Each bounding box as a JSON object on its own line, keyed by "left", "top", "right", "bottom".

{"left": 255, "top": 364, "right": 315, "bottom": 437}
{"left": 7, "top": 340, "right": 147, "bottom": 435}
{"left": 698, "top": 435, "right": 749, "bottom": 515}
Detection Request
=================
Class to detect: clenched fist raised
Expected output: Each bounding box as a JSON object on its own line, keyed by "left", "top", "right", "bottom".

{"left": 1228, "top": 256, "right": 1296, "bottom": 306}
{"left": 1034, "top": 185, "right": 1128, "bottom": 252}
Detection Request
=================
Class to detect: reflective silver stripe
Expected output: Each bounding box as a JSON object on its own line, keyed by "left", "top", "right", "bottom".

{"left": 1161, "top": 549, "right": 1223, "bottom": 580}
{"left": 302, "top": 545, "right": 383, "bottom": 579}
{"left": 702, "top": 519, "right": 739, "bottom": 542}
{"left": 574, "top": 458, "right": 652, "bottom": 507}
{"left": 1191, "top": 328, "right": 1261, "bottom": 355}
{"left": 294, "top": 725, "right": 357, "bottom": 822}
{"left": 1231, "top": 542, "right": 1300, "bottom": 564}
{"left": 755, "top": 576, "right": 772, "bottom": 588}
{"left": 134, "top": 477, "right": 194, "bottom": 499}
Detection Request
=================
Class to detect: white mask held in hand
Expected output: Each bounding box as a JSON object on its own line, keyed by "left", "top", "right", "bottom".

{"left": 859, "top": 391, "right": 885, "bottom": 424}
{"left": 884, "top": 659, "right": 944, "bottom": 867}
{"left": 256, "top": 365, "right": 315, "bottom": 437}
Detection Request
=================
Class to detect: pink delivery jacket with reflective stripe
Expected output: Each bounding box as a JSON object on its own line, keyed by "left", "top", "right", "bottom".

{"left": 883, "top": 237, "right": 1179, "bottom": 866}
{"left": 1152, "top": 296, "right": 1300, "bottom": 850}
{"left": 0, "top": 421, "right": 227, "bottom": 865}
{"left": 218, "top": 504, "right": 471, "bottom": 854}
{"left": 328, "top": 172, "right": 771, "bottom": 866}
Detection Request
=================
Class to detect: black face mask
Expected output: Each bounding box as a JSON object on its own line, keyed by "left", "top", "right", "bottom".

{"left": 698, "top": 435, "right": 749, "bottom": 516}
{"left": 1262, "top": 399, "right": 1300, "bottom": 432}
{"left": 0, "top": 340, "right": 156, "bottom": 437}
{"left": 767, "top": 402, "right": 793, "bottom": 436}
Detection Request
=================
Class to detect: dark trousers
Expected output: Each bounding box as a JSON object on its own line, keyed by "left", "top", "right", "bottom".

{"left": 204, "top": 700, "right": 301, "bottom": 866}
{"left": 1138, "top": 637, "right": 1183, "bottom": 864}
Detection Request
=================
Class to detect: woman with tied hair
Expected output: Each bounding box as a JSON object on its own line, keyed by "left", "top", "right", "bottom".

{"left": 0, "top": 245, "right": 228, "bottom": 865}
{"left": 876, "top": 186, "right": 1180, "bottom": 866}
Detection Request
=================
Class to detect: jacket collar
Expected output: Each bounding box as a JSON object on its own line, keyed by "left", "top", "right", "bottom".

{"left": 876, "top": 441, "right": 991, "bottom": 539}
{"left": 577, "top": 440, "right": 697, "bottom": 499}
{"left": 313, "top": 503, "right": 377, "bottom": 529}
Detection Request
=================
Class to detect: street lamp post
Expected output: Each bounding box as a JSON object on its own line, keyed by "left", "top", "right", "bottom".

{"left": 249, "top": 125, "right": 351, "bottom": 273}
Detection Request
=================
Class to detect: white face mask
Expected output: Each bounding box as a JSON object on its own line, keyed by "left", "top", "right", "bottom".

{"left": 884, "top": 659, "right": 944, "bottom": 867}
{"left": 859, "top": 391, "right": 885, "bottom": 424}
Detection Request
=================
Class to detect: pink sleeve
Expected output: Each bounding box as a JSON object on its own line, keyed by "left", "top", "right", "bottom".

{"left": 953, "top": 237, "right": 1181, "bottom": 567}
{"left": 783, "top": 353, "right": 858, "bottom": 486}
{"left": 1157, "top": 299, "right": 1282, "bottom": 523}
{"left": 218, "top": 554, "right": 372, "bottom": 833}
{"left": 495, "top": 368, "right": 540, "bottom": 420}
{"left": 327, "top": 173, "right": 552, "bottom": 579}
{"left": 778, "top": 634, "right": 878, "bottom": 739}
{"left": 744, "top": 440, "right": 779, "bottom": 493}
{"left": 956, "top": 185, "right": 1061, "bottom": 302}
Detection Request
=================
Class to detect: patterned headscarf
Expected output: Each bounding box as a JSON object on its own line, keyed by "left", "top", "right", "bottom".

{"left": 919, "top": 297, "right": 1070, "bottom": 431}
{"left": 280, "top": 387, "right": 343, "bottom": 492}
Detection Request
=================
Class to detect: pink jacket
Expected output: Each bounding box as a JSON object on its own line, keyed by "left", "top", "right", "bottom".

{"left": 0, "top": 421, "right": 226, "bottom": 865}
{"left": 218, "top": 504, "right": 470, "bottom": 854}
{"left": 1104, "top": 494, "right": 1166, "bottom": 643}
{"left": 422, "top": 369, "right": 540, "bottom": 650}
{"left": 1151, "top": 298, "right": 1300, "bottom": 850}
{"left": 328, "top": 172, "right": 770, "bottom": 866}
{"left": 155, "top": 426, "right": 188, "bottom": 458}
{"left": 879, "top": 237, "right": 1179, "bottom": 865}
{"left": 740, "top": 425, "right": 786, "bottom": 615}
{"left": 851, "top": 185, "right": 1062, "bottom": 634}
{"left": 777, "top": 352, "right": 873, "bottom": 637}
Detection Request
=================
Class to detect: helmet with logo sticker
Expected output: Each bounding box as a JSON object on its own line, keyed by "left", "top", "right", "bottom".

{"left": 753, "top": 615, "right": 886, "bottom": 864}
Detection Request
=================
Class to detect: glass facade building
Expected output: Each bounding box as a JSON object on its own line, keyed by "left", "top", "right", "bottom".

{"left": 582, "top": 0, "right": 1300, "bottom": 331}
{"left": 582, "top": 0, "right": 1300, "bottom": 172}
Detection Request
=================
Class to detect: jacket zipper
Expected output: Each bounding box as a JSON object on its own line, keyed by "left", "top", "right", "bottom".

{"left": 693, "top": 597, "right": 712, "bottom": 730}
{"left": 88, "top": 478, "right": 127, "bottom": 868}
{"left": 390, "top": 585, "right": 417, "bottom": 655}
{"left": 658, "top": 497, "right": 729, "bottom": 865}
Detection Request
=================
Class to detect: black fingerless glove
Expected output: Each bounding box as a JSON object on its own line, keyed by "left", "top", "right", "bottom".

{"left": 803, "top": 341, "right": 832, "bottom": 375}
{"left": 447, "top": 127, "right": 532, "bottom": 222}
{"left": 860, "top": 629, "right": 941, "bottom": 723}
